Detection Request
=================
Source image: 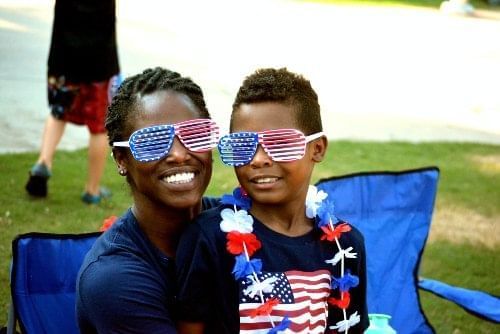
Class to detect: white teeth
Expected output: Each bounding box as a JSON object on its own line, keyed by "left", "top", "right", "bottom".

{"left": 254, "top": 177, "right": 278, "bottom": 184}
{"left": 164, "top": 172, "right": 195, "bottom": 184}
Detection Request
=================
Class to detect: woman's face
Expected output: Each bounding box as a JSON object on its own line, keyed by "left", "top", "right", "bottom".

{"left": 118, "top": 90, "right": 213, "bottom": 211}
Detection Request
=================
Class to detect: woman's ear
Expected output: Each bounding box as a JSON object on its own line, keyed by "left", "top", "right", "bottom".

{"left": 112, "top": 148, "right": 129, "bottom": 175}
{"left": 311, "top": 135, "right": 328, "bottom": 163}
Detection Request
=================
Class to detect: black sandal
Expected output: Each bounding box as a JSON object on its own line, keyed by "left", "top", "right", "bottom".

{"left": 25, "top": 164, "right": 51, "bottom": 197}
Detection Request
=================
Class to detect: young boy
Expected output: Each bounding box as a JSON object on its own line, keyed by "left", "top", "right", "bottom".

{"left": 176, "top": 68, "right": 368, "bottom": 333}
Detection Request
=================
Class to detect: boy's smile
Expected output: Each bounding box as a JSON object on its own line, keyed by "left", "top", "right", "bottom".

{"left": 251, "top": 175, "right": 280, "bottom": 184}
{"left": 249, "top": 174, "right": 282, "bottom": 191}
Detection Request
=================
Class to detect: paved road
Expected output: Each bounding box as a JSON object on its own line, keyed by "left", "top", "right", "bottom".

{"left": 1, "top": 0, "right": 499, "bottom": 153}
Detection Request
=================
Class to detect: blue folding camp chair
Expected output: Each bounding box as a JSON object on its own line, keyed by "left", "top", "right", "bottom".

{"left": 6, "top": 232, "right": 100, "bottom": 334}
{"left": 316, "top": 166, "right": 500, "bottom": 333}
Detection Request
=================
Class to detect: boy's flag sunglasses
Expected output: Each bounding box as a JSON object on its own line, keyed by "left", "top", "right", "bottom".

{"left": 113, "top": 118, "right": 220, "bottom": 162}
{"left": 218, "top": 128, "right": 325, "bottom": 166}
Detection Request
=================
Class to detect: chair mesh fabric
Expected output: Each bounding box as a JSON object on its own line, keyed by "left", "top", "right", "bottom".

{"left": 10, "top": 232, "right": 100, "bottom": 334}
{"left": 316, "top": 167, "right": 439, "bottom": 334}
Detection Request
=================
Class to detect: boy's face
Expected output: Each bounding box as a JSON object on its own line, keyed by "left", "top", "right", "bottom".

{"left": 231, "top": 102, "right": 326, "bottom": 208}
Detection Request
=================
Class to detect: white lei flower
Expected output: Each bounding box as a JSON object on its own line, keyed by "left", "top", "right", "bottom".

{"left": 305, "top": 184, "right": 328, "bottom": 218}
{"left": 220, "top": 208, "right": 254, "bottom": 233}
{"left": 330, "top": 311, "right": 361, "bottom": 332}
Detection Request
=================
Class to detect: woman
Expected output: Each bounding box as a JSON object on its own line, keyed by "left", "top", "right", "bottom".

{"left": 76, "top": 67, "right": 220, "bottom": 333}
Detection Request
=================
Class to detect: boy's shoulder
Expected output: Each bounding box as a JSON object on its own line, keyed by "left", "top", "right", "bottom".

{"left": 338, "top": 219, "right": 366, "bottom": 249}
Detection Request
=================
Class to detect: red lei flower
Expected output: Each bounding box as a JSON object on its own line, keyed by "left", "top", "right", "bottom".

{"left": 320, "top": 223, "right": 351, "bottom": 241}
{"left": 328, "top": 291, "right": 351, "bottom": 310}
{"left": 250, "top": 298, "right": 280, "bottom": 318}
{"left": 226, "top": 231, "right": 262, "bottom": 256}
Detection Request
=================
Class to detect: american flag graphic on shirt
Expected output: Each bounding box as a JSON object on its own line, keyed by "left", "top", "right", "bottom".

{"left": 239, "top": 269, "right": 331, "bottom": 333}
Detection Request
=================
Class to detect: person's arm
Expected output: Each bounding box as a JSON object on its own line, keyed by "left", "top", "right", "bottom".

{"left": 176, "top": 219, "right": 219, "bottom": 332}
{"left": 77, "top": 256, "right": 177, "bottom": 334}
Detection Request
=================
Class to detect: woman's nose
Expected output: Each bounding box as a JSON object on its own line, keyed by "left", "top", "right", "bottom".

{"left": 165, "top": 136, "right": 190, "bottom": 162}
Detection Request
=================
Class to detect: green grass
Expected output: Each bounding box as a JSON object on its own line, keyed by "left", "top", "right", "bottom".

{"left": 1, "top": 141, "right": 499, "bottom": 332}
{"left": 302, "top": 0, "right": 500, "bottom": 10}
{"left": 420, "top": 242, "right": 500, "bottom": 333}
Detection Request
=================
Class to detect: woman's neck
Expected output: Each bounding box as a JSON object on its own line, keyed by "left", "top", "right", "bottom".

{"left": 131, "top": 200, "right": 202, "bottom": 257}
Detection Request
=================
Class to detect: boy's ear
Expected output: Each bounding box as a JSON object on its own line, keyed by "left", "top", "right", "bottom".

{"left": 311, "top": 136, "right": 328, "bottom": 163}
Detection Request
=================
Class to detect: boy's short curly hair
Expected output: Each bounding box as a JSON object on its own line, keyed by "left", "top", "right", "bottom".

{"left": 231, "top": 68, "right": 322, "bottom": 135}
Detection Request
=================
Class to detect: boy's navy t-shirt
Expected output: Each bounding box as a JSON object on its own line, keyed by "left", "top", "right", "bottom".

{"left": 176, "top": 204, "right": 369, "bottom": 334}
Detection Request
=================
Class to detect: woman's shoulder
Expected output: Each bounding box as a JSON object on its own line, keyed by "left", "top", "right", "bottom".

{"left": 86, "top": 210, "right": 135, "bottom": 255}
{"left": 77, "top": 249, "right": 176, "bottom": 332}
{"left": 80, "top": 210, "right": 159, "bottom": 276}
{"left": 78, "top": 239, "right": 172, "bottom": 309}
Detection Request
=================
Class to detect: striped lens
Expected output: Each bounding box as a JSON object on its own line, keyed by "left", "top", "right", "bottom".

{"left": 175, "top": 119, "right": 220, "bottom": 153}
{"left": 218, "top": 129, "right": 324, "bottom": 166}
{"left": 113, "top": 119, "right": 219, "bottom": 162}
{"left": 218, "top": 132, "right": 259, "bottom": 167}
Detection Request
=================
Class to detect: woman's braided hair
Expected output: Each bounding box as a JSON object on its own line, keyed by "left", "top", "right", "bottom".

{"left": 106, "top": 67, "right": 210, "bottom": 146}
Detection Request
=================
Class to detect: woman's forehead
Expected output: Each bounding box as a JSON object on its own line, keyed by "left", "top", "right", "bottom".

{"left": 130, "top": 91, "right": 200, "bottom": 131}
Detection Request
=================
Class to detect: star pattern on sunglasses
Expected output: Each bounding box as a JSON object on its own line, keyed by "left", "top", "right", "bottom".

{"left": 218, "top": 129, "right": 324, "bottom": 166}
{"left": 113, "top": 119, "right": 220, "bottom": 162}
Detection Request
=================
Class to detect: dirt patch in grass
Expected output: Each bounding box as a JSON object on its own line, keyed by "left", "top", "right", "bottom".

{"left": 469, "top": 154, "right": 500, "bottom": 175}
{"left": 429, "top": 205, "right": 499, "bottom": 249}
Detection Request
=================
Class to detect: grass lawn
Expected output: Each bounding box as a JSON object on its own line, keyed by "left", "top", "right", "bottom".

{"left": 1, "top": 141, "right": 499, "bottom": 331}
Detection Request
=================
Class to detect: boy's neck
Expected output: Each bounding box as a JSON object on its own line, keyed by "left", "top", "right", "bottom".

{"left": 250, "top": 202, "right": 314, "bottom": 237}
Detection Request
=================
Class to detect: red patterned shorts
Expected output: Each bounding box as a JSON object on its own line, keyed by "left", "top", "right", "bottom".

{"left": 48, "top": 77, "right": 112, "bottom": 134}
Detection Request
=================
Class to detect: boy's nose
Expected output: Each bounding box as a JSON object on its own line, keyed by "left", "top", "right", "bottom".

{"left": 249, "top": 145, "right": 272, "bottom": 167}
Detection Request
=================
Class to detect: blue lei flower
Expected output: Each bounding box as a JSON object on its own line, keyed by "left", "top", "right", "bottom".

{"left": 221, "top": 187, "right": 252, "bottom": 210}
{"left": 232, "top": 254, "right": 262, "bottom": 279}
{"left": 331, "top": 269, "right": 360, "bottom": 292}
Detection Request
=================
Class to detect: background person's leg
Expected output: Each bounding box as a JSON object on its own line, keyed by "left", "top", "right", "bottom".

{"left": 82, "top": 132, "right": 109, "bottom": 201}
{"left": 25, "top": 115, "right": 66, "bottom": 197}
{"left": 37, "top": 115, "right": 66, "bottom": 169}
{"left": 78, "top": 80, "right": 113, "bottom": 204}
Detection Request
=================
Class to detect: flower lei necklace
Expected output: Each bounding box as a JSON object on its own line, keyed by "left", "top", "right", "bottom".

{"left": 219, "top": 185, "right": 361, "bottom": 333}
